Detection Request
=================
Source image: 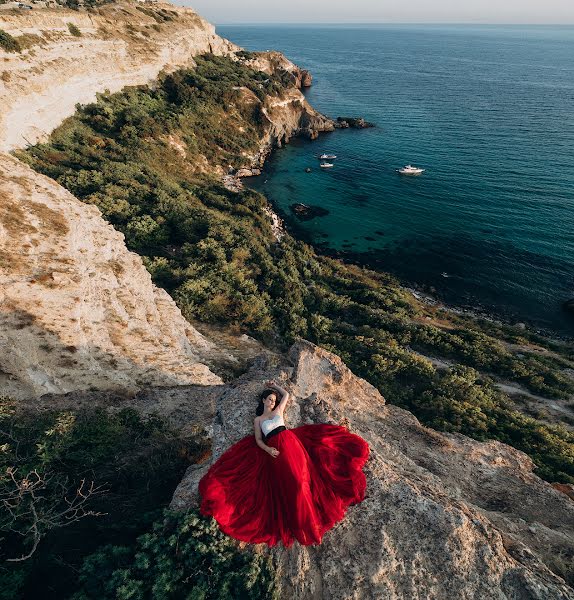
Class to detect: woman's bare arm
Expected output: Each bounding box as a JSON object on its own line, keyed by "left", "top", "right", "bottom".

{"left": 266, "top": 380, "right": 289, "bottom": 413}
{"left": 254, "top": 418, "right": 278, "bottom": 457}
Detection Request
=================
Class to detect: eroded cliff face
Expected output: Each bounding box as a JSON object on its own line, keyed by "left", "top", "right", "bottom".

{"left": 0, "top": 2, "right": 238, "bottom": 151}
{"left": 238, "top": 51, "right": 335, "bottom": 173}
{"left": 0, "top": 154, "right": 223, "bottom": 398}
{"left": 0, "top": 2, "right": 332, "bottom": 398}
{"left": 171, "top": 341, "right": 574, "bottom": 600}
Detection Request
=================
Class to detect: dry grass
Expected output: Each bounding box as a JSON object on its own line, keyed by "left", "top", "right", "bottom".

{"left": 0, "top": 197, "right": 37, "bottom": 237}
{"left": 24, "top": 200, "right": 69, "bottom": 236}
{"left": 15, "top": 33, "right": 45, "bottom": 50}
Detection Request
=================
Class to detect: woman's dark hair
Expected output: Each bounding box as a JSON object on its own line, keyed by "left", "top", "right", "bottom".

{"left": 255, "top": 388, "right": 278, "bottom": 416}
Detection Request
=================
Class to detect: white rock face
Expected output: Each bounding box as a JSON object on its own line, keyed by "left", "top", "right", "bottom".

{"left": 0, "top": 154, "right": 222, "bottom": 398}
{"left": 0, "top": 2, "right": 238, "bottom": 151}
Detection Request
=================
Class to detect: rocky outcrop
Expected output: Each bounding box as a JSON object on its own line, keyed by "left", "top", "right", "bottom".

{"left": 336, "top": 116, "right": 376, "bottom": 129}
{"left": 0, "top": 154, "right": 223, "bottom": 398}
{"left": 0, "top": 2, "right": 238, "bottom": 151}
{"left": 290, "top": 203, "right": 330, "bottom": 221}
{"left": 171, "top": 341, "right": 574, "bottom": 599}
{"left": 240, "top": 50, "right": 312, "bottom": 90}
{"left": 262, "top": 88, "right": 335, "bottom": 147}
{"left": 235, "top": 50, "right": 336, "bottom": 160}
{"left": 300, "top": 69, "right": 313, "bottom": 87}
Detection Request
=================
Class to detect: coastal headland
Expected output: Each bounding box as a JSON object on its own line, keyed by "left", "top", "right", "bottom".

{"left": 1, "top": 2, "right": 573, "bottom": 598}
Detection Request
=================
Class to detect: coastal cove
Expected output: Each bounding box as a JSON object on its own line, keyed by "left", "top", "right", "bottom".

{"left": 3, "top": 3, "right": 574, "bottom": 596}
{"left": 218, "top": 24, "right": 574, "bottom": 336}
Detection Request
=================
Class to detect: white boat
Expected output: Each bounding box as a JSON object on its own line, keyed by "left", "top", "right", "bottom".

{"left": 397, "top": 164, "right": 425, "bottom": 176}
{"left": 320, "top": 162, "right": 334, "bottom": 168}
{"left": 319, "top": 154, "right": 337, "bottom": 160}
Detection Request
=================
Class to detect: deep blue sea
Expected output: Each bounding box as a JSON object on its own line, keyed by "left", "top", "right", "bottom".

{"left": 218, "top": 25, "right": 574, "bottom": 335}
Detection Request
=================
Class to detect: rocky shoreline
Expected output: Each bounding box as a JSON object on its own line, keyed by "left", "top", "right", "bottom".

{"left": 247, "top": 188, "right": 574, "bottom": 343}
{"left": 219, "top": 62, "right": 571, "bottom": 343}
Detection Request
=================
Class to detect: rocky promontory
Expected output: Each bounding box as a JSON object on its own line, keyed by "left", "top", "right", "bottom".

{"left": 170, "top": 341, "right": 574, "bottom": 599}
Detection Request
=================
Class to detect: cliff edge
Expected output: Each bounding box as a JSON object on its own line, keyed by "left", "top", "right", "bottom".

{"left": 0, "top": 1, "right": 237, "bottom": 151}
{"left": 171, "top": 341, "right": 574, "bottom": 599}
{"left": 0, "top": 153, "right": 223, "bottom": 398}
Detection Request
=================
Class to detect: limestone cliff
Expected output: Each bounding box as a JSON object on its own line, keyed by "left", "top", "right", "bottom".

{"left": 0, "top": 2, "right": 333, "bottom": 398}
{"left": 171, "top": 341, "right": 574, "bottom": 599}
{"left": 0, "top": 1, "right": 238, "bottom": 151}
{"left": 0, "top": 153, "right": 222, "bottom": 398}
{"left": 234, "top": 51, "right": 335, "bottom": 174}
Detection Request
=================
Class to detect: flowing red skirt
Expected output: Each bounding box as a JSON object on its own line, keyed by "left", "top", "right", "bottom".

{"left": 198, "top": 424, "right": 370, "bottom": 547}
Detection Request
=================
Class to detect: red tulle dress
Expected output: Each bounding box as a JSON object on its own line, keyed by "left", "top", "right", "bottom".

{"left": 198, "top": 412, "right": 370, "bottom": 548}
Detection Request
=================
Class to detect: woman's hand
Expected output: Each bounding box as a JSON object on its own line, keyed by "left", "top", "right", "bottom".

{"left": 267, "top": 447, "right": 280, "bottom": 458}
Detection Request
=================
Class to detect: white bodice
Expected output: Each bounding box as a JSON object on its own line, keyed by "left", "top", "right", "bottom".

{"left": 260, "top": 412, "right": 285, "bottom": 437}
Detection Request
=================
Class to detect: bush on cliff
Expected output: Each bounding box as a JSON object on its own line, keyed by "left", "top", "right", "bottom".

{"left": 0, "top": 29, "right": 20, "bottom": 53}
{"left": 67, "top": 22, "right": 82, "bottom": 37}
{"left": 0, "top": 398, "right": 210, "bottom": 599}
{"left": 71, "top": 510, "right": 278, "bottom": 600}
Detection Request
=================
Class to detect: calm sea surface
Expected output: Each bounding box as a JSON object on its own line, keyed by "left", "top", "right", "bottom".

{"left": 218, "top": 25, "right": 574, "bottom": 335}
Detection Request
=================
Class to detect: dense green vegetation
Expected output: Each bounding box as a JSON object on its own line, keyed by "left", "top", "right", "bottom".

{"left": 0, "top": 397, "right": 220, "bottom": 599}
{"left": 71, "top": 510, "right": 277, "bottom": 600}
{"left": 18, "top": 53, "right": 574, "bottom": 487}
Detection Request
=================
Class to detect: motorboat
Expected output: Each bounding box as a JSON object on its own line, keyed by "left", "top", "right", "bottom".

{"left": 397, "top": 164, "right": 425, "bottom": 176}
{"left": 319, "top": 154, "right": 337, "bottom": 160}
{"left": 320, "top": 162, "right": 334, "bottom": 168}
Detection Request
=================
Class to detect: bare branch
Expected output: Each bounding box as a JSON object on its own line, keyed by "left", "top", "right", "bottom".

{"left": 1, "top": 468, "right": 108, "bottom": 562}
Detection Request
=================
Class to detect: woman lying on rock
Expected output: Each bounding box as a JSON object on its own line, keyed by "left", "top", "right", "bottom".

{"left": 198, "top": 380, "right": 370, "bottom": 547}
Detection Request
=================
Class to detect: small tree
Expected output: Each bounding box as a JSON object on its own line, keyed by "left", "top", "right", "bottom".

{"left": 1, "top": 468, "right": 106, "bottom": 561}
{"left": 67, "top": 22, "right": 82, "bottom": 37}
{"left": 0, "top": 30, "right": 20, "bottom": 53}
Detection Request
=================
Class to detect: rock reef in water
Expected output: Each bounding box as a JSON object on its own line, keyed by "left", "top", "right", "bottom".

{"left": 336, "top": 116, "right": 376, "bottom": 129}
{"left": 290, "top": 203, "right": 330, "bottom": 221}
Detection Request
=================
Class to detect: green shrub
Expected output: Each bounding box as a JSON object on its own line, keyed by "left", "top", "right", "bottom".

{"left": 67, "top": 22, "right": 82, "bottom": 37}
{"left": 0, "top": 398, "right": 208, "bottom": 598}
{"left": 71, "top": 510, "right": 278, "bottom": 600}
{"left": 0, "top": 29, "right": 20, "bottom": 53}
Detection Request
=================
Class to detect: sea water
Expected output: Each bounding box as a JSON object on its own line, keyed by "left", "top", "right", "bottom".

{"left": 218, "top": 24, "right": 574, "bottom": 335}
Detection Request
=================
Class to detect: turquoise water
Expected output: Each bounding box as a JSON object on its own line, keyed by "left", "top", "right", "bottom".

{"left": 218, "top": 25, "right": 574, "bottom": 335}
